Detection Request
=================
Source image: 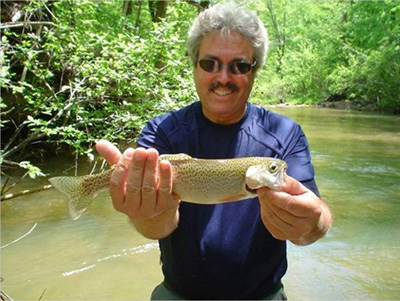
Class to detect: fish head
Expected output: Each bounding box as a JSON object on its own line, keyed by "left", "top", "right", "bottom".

{"left": 245, "top": 159, "right": 287, "bottom": 191}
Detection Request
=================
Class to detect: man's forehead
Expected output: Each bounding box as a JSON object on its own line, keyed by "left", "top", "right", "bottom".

{"left": 198, "top": 30, "right": 254, "bottom": 60}
{"left": 201, "top": 54, "right": 252, "bottom": 63}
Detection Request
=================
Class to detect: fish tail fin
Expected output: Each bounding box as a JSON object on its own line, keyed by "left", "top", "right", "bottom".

{"left": 49, "top": 175, "right": 98, "bottom": 220}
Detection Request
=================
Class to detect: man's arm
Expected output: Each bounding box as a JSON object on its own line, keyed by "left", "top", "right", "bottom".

{"left": 96, "top": 140, "right": 180, "bottom": 239}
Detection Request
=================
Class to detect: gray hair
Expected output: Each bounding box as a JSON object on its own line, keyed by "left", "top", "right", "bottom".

{"left": 187, "top": 3, "right": 268, "bottom": 72}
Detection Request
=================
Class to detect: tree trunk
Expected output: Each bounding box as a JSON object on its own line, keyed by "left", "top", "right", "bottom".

{"left": 122, "top": 0, "right": 133, "bottom": 16}
{"left": 135, "top": 1, "right": 143, "bottom": 29}
{"left": 266, "top": 0, "right": 285, "bottom": 77}
{"left": 148, "top": 0, "right": 168, "bottom": 23}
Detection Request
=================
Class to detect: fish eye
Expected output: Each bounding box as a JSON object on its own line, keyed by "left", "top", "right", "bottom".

{"left": 269, "top": 162, "right": 278, "bottom": 173}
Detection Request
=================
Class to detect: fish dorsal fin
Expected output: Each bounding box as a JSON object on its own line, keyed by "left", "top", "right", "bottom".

{"left": 159, "top": 153, "right": 193, "bottom": 162}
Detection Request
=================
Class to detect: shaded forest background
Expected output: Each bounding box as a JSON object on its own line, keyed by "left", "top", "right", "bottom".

{"left": 1, "top": 0, "right": 399, "bottom": 187}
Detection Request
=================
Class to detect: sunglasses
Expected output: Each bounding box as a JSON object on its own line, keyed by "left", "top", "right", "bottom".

{"left": 198, "top": 58, "right": 257, "bottom": 75}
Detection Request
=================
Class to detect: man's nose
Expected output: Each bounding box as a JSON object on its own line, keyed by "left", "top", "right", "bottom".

{"left": 215, "top": 65, "right": 232, "bottom": 84}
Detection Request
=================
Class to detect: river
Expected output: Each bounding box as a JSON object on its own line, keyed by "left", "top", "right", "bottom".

{"left": 1, "top": 107, "right": 399, "bottom": 300}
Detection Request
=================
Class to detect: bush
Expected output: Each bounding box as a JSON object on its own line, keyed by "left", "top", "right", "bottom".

{"left": 1, "top": 1, "right": 198, "bottom": 179}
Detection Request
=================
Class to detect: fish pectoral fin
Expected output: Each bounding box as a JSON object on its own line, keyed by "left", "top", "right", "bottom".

{"left": 218, "top": 194, "right": 247, "bottom": 203}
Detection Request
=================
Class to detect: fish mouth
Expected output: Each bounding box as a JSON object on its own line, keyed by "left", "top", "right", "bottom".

{"left": 275, "top": 165, "right": 288, "bottom": 188}
{"left": 245, "top": 184, "right": 257, "bottom": 194}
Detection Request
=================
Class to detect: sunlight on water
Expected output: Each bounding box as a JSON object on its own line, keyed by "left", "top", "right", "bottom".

{"left": 1, "top": 107, "right": 400, "bottom": 299}
{"left": 1, "top": 188, "right": 163, "bottom": 300}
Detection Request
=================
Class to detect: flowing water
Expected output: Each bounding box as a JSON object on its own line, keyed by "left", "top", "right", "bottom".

{"left": 1, "top": 107, "right": 400, "bottom": 300}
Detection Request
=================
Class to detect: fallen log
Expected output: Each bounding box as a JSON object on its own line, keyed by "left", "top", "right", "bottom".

{"left": 1, "top": 185, "right": 53, "bottom": 201}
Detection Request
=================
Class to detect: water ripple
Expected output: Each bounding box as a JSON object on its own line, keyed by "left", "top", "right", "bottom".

{"left": 334, "top": 164, "right": 398, "bottom": 175}
{"left": 62, "top": 242, "right": 159, "bottom": 277}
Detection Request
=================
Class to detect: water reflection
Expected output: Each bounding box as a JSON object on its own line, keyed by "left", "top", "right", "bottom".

{"left": 1, "top": 107, "right": 400, "bottom": 299}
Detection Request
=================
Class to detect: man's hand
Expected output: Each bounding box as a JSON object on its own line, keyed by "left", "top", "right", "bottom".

{"left": 257, "top": 176, "right": 332, "bottom": 246}
{"left": 96, "top": 140, "right": 180, "bottom": 239}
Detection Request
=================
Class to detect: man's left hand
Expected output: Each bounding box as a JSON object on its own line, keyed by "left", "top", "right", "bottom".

{"left": 257, "top": 176, "right": 332, "bottom": 246}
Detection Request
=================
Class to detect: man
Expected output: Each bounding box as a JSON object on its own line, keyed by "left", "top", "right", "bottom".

{"left": 96, "top": 4, "right": 332, "bottom": 300}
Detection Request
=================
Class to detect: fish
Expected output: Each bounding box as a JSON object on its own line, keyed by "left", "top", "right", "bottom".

{"left": 49, "top": 154, "right": 287, "bottom": 220}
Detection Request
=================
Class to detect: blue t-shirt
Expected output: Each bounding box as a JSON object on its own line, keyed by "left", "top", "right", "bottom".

{"left": 137, "top": 101, "right": 318, "bottom": 299}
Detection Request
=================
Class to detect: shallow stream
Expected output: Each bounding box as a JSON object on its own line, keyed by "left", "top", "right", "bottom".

{"left": 2, "top": 107, "right": 399, "bottom": 299}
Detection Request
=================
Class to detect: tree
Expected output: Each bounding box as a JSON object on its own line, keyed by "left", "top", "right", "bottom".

{"left": 251, "top": 0, "right": 399, "bottom": 112}
{"left": 1, "top": 0, "right": 199, "bottom": 195}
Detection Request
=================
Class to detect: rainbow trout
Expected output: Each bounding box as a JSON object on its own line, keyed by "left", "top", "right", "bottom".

{"left": 49, "top": 154, "right": 287, "bottom": 220}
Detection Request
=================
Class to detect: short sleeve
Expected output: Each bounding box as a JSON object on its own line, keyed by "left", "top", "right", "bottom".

{"left": 137, "top": 119, "right": 172, "bottom": 155}
{"left": 283, "top": 125, "right": 320, "bottom": 196}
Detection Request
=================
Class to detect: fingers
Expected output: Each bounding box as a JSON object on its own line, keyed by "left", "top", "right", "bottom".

{"left": 109, "top": 147, "right": 177, "bottom": 221}
{"left": 96, "top": 139, "right": 122, "bottom": 165}
{"left": 257, "top": 178, "right": 325, "bottom": 243}
{"left": 110, "top": 147, "right": 135, "bottom": 212}
{"left": 158, "top": 160, "right": 172, "bottom": 194}
{"left": 280, "top": 176, "right": 308, "bottom": 195}
{"left": 158, "top": 160, "right": 178, "bottom": 210}
{"left": 260, "top": 204, "right": 288, "bottom": 241}
{"left": 258, "top": 182, "right": 315, "bottom": 217}
{"left": 141, "top": 148, "right": 159, "bottom": 205}
{"left": 125, "top": 148, "right": 159, "bottom": 216}
{"left": 260, "top": 198, "right": 312, "bottom": 241}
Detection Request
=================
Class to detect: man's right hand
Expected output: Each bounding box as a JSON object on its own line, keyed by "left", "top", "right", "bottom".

{"left": 95, "top": 140, "right": 180, "bottom": 239}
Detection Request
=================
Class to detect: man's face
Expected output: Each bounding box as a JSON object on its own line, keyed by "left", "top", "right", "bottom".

{"left": 194, "top": 30, "right": 255, "bottom": 125}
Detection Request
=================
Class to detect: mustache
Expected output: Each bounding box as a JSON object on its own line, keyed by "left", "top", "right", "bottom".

{"left": 209, "top": 82, "right": 239, "bottom": 92}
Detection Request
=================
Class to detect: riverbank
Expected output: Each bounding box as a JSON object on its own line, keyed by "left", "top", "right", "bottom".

{"left": 266, "top": 100, "right": 399, "bottom": 114}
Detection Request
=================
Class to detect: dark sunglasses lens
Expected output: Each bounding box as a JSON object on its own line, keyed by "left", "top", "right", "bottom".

{"left": 232, "top": 62, "right": 252, "bottom": 75}
{"left": 199, "top": 59, "right": 216, "bottom": 72}
{"left": 199, "top": 59, "right": 255, "bottom": 75}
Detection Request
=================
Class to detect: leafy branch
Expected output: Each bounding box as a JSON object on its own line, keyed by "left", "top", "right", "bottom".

{"left": 1, "top": 77, "right": 88, "bottom": 160}
{"left": 0, "top": 21, "right": 55, "bottom": 29}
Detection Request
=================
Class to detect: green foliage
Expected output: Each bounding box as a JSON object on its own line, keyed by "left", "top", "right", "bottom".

{"left": 328, "top": 1, "right": 400, "bottom": 112}
{"left": 252, "top": 0, "right": 400, "bottom": 113}
{"left": 18, "top": 161, "right": 45, "bottom": 179}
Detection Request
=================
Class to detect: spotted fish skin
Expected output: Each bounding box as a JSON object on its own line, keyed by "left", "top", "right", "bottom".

{"left": 49, "top": 154, "right": 287, "bottom": 220}
{"left": 165, "top": 155, "right": 287, "bottom": 204}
